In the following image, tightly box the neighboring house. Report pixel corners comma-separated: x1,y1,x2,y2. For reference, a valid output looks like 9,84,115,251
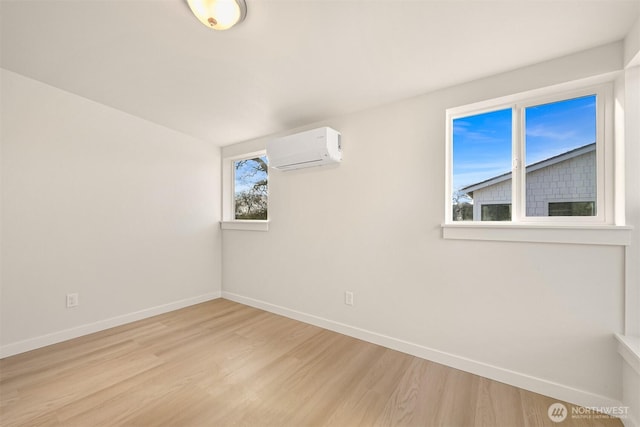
461,143,596,220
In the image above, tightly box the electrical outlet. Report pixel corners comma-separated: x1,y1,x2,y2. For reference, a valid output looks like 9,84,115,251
345,291,354,306
66,293,79,308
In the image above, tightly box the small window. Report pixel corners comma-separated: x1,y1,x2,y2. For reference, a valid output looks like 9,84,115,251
548,201,595,217
233,156,268,220
222,150,269,230
481,204,512,221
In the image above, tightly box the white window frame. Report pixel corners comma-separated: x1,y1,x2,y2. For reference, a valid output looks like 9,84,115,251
221,150,269,231
443,77,632,245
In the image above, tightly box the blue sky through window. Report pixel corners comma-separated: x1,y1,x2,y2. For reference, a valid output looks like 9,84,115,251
452,95,596,194
453,108,512,193
525,95,596,165
234,156,268,195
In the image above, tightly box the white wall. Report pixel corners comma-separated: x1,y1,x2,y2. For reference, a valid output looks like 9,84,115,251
222,42,630,408
0,69,222,356
621,37,640,427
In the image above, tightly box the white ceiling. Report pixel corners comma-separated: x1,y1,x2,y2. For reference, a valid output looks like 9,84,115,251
1,0,638,146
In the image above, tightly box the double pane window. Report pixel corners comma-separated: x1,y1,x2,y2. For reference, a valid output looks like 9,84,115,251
449,87,606,224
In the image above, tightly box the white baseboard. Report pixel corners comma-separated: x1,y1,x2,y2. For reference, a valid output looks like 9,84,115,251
222,291,623,412
0,291,221,359
623,414,639,427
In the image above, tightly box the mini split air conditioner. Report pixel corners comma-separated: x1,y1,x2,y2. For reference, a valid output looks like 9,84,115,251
266,127,341,171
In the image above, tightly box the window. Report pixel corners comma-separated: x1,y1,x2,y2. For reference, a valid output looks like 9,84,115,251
234,156,268,220
548,201,595,217
481,204,511,221
222,151,269,231
447,83,611,226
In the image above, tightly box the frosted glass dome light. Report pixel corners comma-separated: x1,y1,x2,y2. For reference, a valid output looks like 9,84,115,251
186,0,247,31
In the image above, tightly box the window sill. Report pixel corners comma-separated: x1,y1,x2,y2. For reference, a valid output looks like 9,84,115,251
616,334,640,375
441,223,632,246
221,220,269,232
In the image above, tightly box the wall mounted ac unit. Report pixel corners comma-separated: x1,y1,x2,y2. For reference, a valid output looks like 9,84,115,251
266,127,341,171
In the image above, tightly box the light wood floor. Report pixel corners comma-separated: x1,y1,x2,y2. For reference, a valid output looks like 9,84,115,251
0,299,622,427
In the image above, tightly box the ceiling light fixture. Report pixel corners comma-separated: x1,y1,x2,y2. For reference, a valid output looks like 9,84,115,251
186,0,247,31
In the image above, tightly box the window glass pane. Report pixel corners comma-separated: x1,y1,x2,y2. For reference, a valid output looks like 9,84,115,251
481,204,512,221
524,95,596,217
548,201,595,217
234,156,268,220
452,108,512,221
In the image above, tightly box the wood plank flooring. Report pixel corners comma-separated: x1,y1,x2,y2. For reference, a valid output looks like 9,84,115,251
0,299,623,426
